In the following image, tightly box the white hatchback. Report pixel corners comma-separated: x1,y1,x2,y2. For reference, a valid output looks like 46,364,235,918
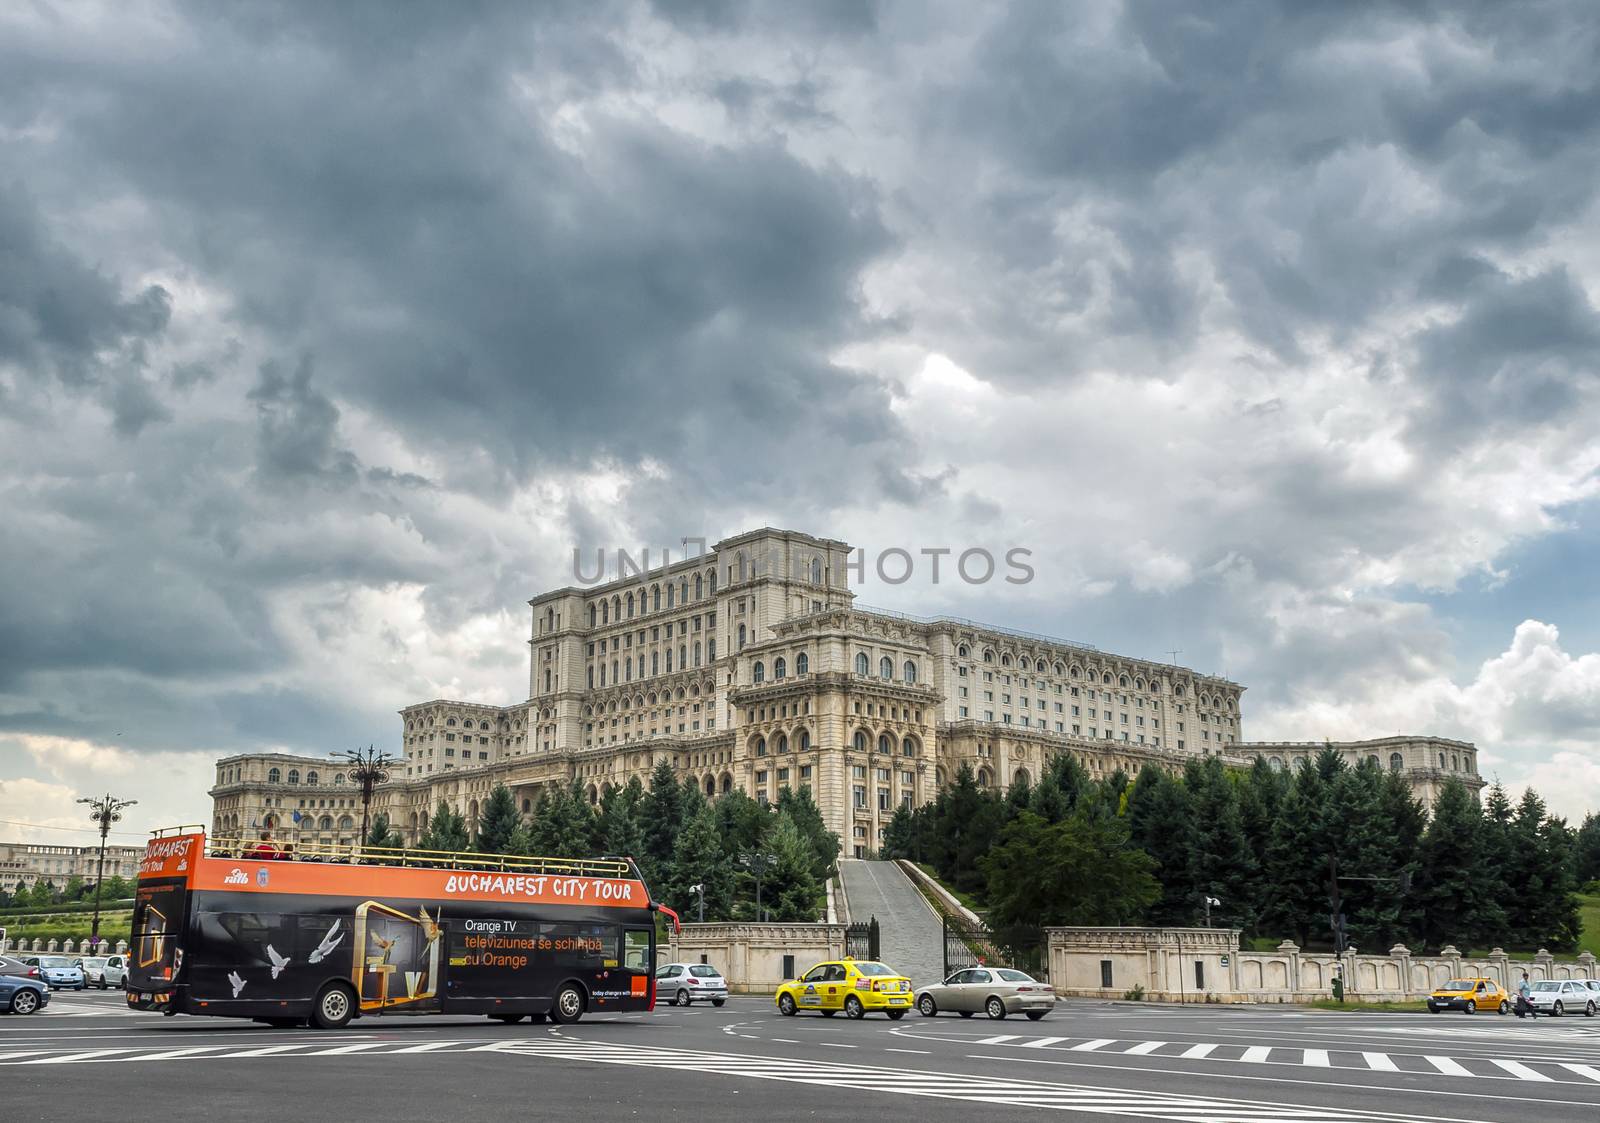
655,962,729,1007
79,955,128,989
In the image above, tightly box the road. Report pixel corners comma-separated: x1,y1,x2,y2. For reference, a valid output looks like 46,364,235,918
6,989,1600,1121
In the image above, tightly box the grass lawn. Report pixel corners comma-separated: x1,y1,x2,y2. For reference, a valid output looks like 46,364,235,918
1303,999,1426,1013
913,863,985,915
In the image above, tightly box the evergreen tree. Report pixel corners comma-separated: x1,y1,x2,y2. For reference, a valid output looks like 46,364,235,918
1502,788,1548,945
1534,814,1582,951
775,786,840,881
527,782,598,859
759,812,824,922
1417,779,1497,950
474,785,523,855
1260,763,1331,945
1189,756,1257,932
666,806,734,921
100,875,131,901
1127,765,1197,925
1573,813,1600,888
641,761,687,885
365,811,404,852
29,879,59,907
714,788,773,856
418,800,470,852
983,800,1158,933
598,780,647,862
881,803,915,859
1378,772,1428,945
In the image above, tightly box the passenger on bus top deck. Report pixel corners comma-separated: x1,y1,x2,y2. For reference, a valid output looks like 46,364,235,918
246,831,285,861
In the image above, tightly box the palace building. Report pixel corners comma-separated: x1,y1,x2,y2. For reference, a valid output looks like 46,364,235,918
210,527,1484,856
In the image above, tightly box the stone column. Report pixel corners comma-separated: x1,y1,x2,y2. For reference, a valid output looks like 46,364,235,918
1577,951,1597,981
1278,940,1301,994
1535,947,1554,981
1390,945,1412,997
1489,947,1510,987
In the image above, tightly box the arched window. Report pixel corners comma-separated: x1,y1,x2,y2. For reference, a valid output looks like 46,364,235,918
694,574,703,600
878,734,891,755
755,737,767,757
268,768,281,784
693,641,702,668
338,815,354,831
1019,657,1031,672
774,656,787,679
796,652,809,675
1367,754,1380,767
287,769,299,785
799,730,811,751
738,624,747,649
1001,654,1012,667
902,737,916,756
903,660,917,684
666,649,673,673
958,645,969,658
334,774,344,784
738,552,748,581
1119,675,1130,687
776,734,788,753
982,649,994,663
446,717,456,726
627,592,634,617
976,768,991,788
811,557,822,584
753,661,765,684
1014,767,1030,788
856,652,869,676
306,771,319,785
1268,756,1283,772
680,644,687,670
589,604,596,627
1438,751,1446,768
319,815,333,830
1389,752,1404,773
879,656,893,679
853,730,868,752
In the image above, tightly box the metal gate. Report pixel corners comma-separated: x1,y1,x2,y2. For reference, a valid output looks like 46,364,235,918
942,916,1046,980
845,917,880,960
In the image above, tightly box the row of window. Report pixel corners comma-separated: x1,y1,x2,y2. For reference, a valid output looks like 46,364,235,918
264,768,346,786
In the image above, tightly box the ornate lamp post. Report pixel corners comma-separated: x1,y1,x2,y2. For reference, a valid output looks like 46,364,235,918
740,851,776,923
333,745,395,851
76,793,137,953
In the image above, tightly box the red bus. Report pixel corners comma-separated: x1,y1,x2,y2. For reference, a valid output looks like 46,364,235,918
127,827,676,1028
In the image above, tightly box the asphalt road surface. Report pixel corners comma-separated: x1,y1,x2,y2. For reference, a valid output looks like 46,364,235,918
7,989,1600,1121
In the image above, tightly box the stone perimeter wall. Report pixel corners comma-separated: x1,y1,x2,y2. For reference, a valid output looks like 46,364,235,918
1047,926,1599,1004
669,922,846,993
2,937,130,955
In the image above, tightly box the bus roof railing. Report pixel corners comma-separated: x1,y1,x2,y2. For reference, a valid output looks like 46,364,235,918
184,830,634,879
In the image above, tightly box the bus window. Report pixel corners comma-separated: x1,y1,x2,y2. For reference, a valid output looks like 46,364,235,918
623,929,650,972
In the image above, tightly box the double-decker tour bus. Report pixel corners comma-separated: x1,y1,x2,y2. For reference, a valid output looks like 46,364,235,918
127,827,677,1029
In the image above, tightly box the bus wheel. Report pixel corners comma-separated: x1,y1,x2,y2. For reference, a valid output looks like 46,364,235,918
551,984,585,1025
312,983,356,1030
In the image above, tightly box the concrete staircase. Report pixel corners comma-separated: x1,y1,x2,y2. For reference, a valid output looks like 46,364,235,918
838,859,947,986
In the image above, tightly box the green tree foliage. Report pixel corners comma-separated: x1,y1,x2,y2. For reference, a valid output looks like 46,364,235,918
1574,813,1600,886
775,786,840,882
983,801,1159,934
418,800,470,853
1417,778,1499,949
641,761,686,886
758,812,824,922
527,782,598,859
598,778,647,861
365,811,404,851
665,806,734,921
474,784,524,855
1127,765,1196,925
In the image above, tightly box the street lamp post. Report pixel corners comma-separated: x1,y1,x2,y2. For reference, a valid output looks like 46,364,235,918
689,882,705,924
76,793,137,954
740,852,775,922
333,745,395,854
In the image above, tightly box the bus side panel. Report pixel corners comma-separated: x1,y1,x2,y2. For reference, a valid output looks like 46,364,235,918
181,894,359,1017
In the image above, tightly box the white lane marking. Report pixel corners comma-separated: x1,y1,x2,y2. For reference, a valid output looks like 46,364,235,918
1068,1039,1115,1052
18,1049,130,1064
225,1044,315,1057
885,1048,929,1054
1489,1059,1552,1082
1180,1042,1217,1059
770,1038,799,1044
819,1042,857,1049
116,1046,229,1062
307,1042,389,1055
1561,1063,1600,1082
1426,1055,1472,1077
389,1041,472,1054
1018,1036,1067,1049
1240,1046,1271,1063
1363,1052,1398,1072
1123,1041,1166,1055
972,1034,1019,1046
1303,1049,1331,1067
0,1051,52,1062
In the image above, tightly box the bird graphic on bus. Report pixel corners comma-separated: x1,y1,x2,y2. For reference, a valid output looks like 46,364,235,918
418,907,440,946
266,944,290,979
308,919,343,964
228,971,246,998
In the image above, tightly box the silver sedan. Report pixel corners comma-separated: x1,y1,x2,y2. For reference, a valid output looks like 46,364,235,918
915,967,1055,1021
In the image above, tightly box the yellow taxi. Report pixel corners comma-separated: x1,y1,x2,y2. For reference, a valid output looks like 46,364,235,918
775,957,914,1020
1427,976,1511,1015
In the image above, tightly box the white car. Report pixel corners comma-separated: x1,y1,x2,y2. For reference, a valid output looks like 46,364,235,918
655,962,729,1007
78,955,128,990
1526,979,1597,1017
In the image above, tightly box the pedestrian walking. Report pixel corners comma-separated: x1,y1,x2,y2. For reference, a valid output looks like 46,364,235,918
1515,971,1537,1019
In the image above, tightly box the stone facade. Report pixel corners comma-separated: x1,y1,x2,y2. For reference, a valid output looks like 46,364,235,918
1232,735,1485,803
1047,927,1598,1004
0,841,145,893
668,922,847,993
208,526,1483,854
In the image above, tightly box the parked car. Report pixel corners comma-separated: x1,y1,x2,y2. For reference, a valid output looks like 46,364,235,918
1426,977,1510,1015
655,962,729,1007
79,954,128,989
915,967,1056,1021
24,955,86,990
1525,979,1597,1017
0,973,50,1015
775,958,914,1019
0,955,43,980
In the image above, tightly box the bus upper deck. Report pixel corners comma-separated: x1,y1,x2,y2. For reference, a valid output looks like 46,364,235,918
130,827,675,1028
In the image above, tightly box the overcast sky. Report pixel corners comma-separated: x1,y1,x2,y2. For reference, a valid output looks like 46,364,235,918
3,0,1599,845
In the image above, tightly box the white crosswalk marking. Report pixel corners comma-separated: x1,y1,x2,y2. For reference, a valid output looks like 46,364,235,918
973,1034,1020,1046
1068,1039,1115,1052
1490,1059,1551,1082
1122,1041,1166,1055
19,1049,129,1064
1425,1055,1472,1077
1302,1049,1330,1067
390,1041,470,1054
1179,1042,1217,1059
119,1046,229,1062
1239,1046,1271,1063
1362,1052,1398,1072
309,1042,390,1055
225,1044,314,1058
1018,1036,1067,1049
1561,1063,1600,1082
